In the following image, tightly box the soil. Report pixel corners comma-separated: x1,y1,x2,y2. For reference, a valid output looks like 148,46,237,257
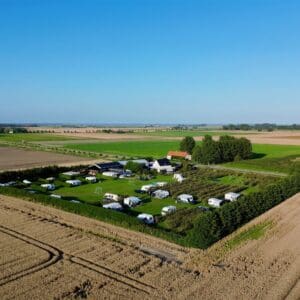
1,193,300,299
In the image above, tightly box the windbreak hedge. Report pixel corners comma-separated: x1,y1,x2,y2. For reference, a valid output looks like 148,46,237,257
185,173,300,249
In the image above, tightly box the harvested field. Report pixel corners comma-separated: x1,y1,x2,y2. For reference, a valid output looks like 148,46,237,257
0,147,101,171
1,193,300,299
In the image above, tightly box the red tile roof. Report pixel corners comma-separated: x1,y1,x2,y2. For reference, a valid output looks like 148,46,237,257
167,151,189,158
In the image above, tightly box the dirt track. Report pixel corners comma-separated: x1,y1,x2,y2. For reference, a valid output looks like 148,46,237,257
1,194,300,299
0,147,103,171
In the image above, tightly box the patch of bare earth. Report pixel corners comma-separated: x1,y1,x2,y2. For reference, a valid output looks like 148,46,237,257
0,147,101,172
1,193,300,299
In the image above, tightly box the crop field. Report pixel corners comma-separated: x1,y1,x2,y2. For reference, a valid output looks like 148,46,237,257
1,192,300,299
132,130,245,137
0,133,76,143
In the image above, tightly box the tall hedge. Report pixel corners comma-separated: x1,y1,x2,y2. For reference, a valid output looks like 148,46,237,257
185,174,300,248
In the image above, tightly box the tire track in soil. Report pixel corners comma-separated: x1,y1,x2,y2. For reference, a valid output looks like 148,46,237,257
0,225,156,295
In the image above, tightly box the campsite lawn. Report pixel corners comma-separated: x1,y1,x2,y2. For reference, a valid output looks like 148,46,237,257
0,133,73,143
64,140,183,158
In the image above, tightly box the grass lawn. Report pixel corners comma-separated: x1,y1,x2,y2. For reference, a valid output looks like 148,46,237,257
64,140,183,158
225,144,300,173
0,133,73,143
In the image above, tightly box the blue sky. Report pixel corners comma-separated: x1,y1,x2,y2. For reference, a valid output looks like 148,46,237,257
0,0,299,124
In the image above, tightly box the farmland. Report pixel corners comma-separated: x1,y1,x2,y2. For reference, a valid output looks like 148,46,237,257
0,133,75,143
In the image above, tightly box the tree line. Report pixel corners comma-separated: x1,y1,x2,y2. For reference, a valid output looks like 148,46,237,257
180,135,252,164
223,123,300,131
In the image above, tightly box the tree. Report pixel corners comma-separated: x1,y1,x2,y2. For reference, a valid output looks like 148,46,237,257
199,135,221,164
125,161,144,174
180,136,196,154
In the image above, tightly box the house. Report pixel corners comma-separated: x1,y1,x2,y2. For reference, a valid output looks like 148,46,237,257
151,158,174,173
124,196,141,207
102,171,119,178
161,205,176,216
41,183,55,191
104,193,120,202
62,171,80,177
173,173,185,183
89,161,123,173
225,192,241,202
23,179,32,185
208,198,224,208
167,151,192,160
85,176,97,183
177,194,194,204
103,202,123,211
137,213,155,224
152,189,170,199
66,179,82,186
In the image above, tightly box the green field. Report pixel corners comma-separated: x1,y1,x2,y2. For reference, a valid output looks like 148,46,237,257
64,140,182,158
134,130,247,137
225,144,300,173
64,140,300,173
0,133,73,142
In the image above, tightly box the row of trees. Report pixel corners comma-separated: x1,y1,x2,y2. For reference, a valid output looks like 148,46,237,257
180,135,252,164
185,173,300,248
0,127,28,134
223,123,300,131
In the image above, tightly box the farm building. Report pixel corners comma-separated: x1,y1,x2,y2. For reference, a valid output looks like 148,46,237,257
177,194,194,204
225,192,241,202
137,213,155,224
102,171,119,178
152,189,170,199
104,193,120,202
167,151,192,160
173,173,185,183
103,202,123,211
89,161,123,173
151,158,174,173
41,183,55,191
208,198,224,208
66,179,82,186
161,205,176,216
124,196,142,207
85,176,97,183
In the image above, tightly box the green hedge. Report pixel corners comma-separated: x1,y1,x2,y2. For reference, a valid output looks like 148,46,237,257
185,173,300,248
0,187,184,245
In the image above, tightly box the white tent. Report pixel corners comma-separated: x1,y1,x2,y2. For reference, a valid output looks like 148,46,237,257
177,194,194,204
137,213,155,224
152,189,170,199
103,202,123,211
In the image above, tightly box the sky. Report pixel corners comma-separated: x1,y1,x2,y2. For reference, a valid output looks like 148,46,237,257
0,0,299,124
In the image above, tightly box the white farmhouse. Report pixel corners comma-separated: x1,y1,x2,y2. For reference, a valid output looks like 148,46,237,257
124,196,142,207
177,194,194,204
208,198,224,208
225,192,241,202
151,158,174,173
